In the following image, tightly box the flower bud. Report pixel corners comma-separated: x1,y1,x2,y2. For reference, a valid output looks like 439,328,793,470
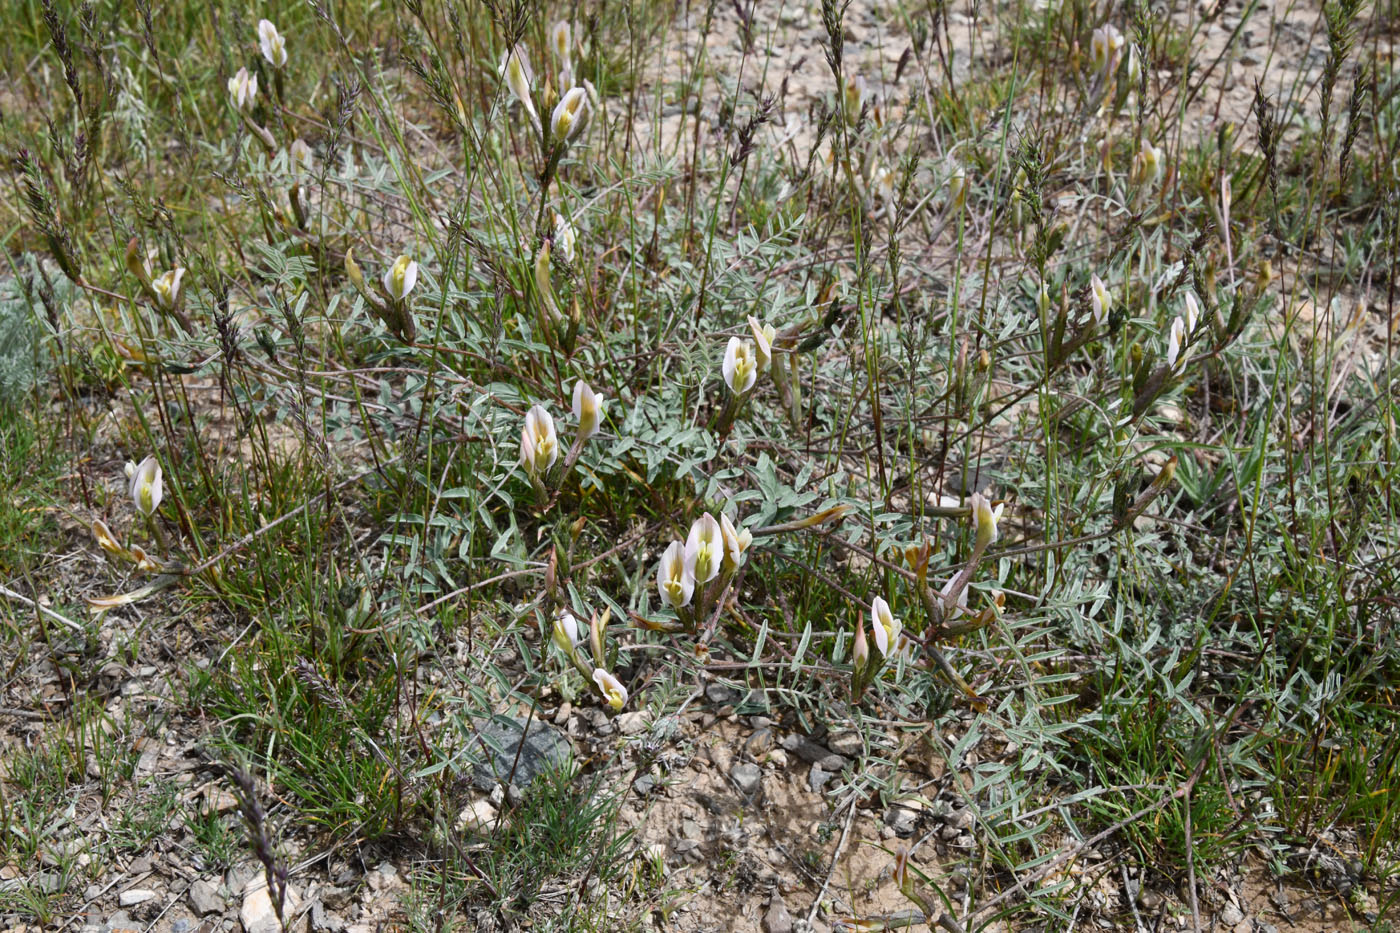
1166,315,1188,373
747,316,775,374
853,616,869,672
1090,274,1112,327
719,513,752,574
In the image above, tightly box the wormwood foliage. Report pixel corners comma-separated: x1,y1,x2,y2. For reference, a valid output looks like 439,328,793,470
1,0,1398,927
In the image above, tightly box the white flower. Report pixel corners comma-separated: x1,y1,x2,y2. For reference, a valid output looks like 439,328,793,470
1184,293,1200,332
656,540,694,609
1090,274,1112,327
550,86,590,143
685,513,723,585
382,255,418,301
1090,24,1125,74
258,20,287,69
520,404,559,477
970,492,1004,548
501,45,538,129
722,336,758,395
151,267,185,311
127,455,163,517
870,596,901,658
551,21,573,87
747,316,774,374
552,210,577,264
289,138,314,175
719,513,752,572
571,380,606,441
1131,142,1164,187
228,67,258,111
1166,315,1187,373
592,668,628,710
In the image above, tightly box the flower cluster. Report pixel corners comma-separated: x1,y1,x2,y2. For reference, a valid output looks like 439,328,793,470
655,512,752,627
852,491,1006,703
518,380,608,502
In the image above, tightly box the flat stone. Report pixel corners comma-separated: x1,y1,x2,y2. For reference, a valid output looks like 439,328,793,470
456,798,498,831
616,711,649,735
118,889,156,907
466,715,572,791
826,731,864,757
781,734,835,764
731,763,763,796
808,765,834,794
188,878,226,916
241,878,300,933
1220,904,1245,926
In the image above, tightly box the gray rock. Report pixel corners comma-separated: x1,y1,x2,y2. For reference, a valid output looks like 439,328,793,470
633,773,657,795
948,807,975,831
884,806,917,836
808,765,834,794
764,891,794,933
580,707,614,735
189,878,226,916
616,711,649,735
826,731,864,757
118,889,156,907
1220,903,1245,926
781,733,835,764
104,912,132,933
706,683,738,705
746,728,775,756
731,763,763,796
466,715,572,791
